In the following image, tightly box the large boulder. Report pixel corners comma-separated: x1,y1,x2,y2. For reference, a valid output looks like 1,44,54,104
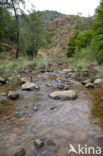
94,79,103,87
21,82,39,90
8,91,20,100
49,90,77,100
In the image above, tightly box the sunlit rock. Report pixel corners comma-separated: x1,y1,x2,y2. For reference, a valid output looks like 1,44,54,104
85,83,94,88
20,77,31,84
94,79,103,87
21,82,39,90
8,91,19,100
34,139,44,148
49,90,77,100
0,77,6,84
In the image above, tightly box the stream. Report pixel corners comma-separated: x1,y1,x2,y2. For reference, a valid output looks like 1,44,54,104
0,64,103,156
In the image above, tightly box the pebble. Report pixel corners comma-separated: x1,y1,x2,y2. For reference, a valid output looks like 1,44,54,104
34,139,44,148
33,106,38,112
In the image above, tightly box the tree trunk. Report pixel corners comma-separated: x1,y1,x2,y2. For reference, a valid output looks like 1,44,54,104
32,35,34,60
11,0,20,59
16,29,20,59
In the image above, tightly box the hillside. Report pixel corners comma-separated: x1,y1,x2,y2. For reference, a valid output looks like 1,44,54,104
39,15,94,58
1,9,94,59
40,10,65,27
0,10,65,58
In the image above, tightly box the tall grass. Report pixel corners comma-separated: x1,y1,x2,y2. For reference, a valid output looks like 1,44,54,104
0,57,54,77
96,71,103,78
72,47,98,68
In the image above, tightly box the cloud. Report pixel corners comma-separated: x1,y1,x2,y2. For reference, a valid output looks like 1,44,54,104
26,0,100,16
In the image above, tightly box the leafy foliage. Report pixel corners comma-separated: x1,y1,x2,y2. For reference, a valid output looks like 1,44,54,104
20,11,45,59
66,30,93,57
66,0,103,64
66,31,79,57
75,29,93,50
93,0,103,63
40,10,64,27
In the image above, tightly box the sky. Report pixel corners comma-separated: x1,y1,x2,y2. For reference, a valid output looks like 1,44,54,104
26,0,100,17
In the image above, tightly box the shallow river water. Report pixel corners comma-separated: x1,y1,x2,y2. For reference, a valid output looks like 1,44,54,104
0,65,103,156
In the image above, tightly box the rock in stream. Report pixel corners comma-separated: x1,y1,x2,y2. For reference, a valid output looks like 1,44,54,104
49,90,77,100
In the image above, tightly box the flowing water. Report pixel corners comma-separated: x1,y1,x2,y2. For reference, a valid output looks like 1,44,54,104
0,65,103,156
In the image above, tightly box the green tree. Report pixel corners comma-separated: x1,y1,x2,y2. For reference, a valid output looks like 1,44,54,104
66,31,79,57
25,11,44,59
0,1,11,52
66,29,93,57
0,0,25,57
93,0,103,63
75,29,93,50
10,0,25,59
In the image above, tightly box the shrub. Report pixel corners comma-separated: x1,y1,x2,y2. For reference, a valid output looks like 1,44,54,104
66,30,79,57
0,42,4,53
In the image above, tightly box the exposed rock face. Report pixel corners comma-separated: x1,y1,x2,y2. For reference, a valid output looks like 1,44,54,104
49,90,77,100
85,83,94,88
21,82,39,90
38,15,92,58
34,139,44,148
94,79,103,87
8,91,20,100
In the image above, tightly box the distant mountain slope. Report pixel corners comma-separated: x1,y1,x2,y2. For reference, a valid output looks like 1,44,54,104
40,10,65,27
39,15,94,58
